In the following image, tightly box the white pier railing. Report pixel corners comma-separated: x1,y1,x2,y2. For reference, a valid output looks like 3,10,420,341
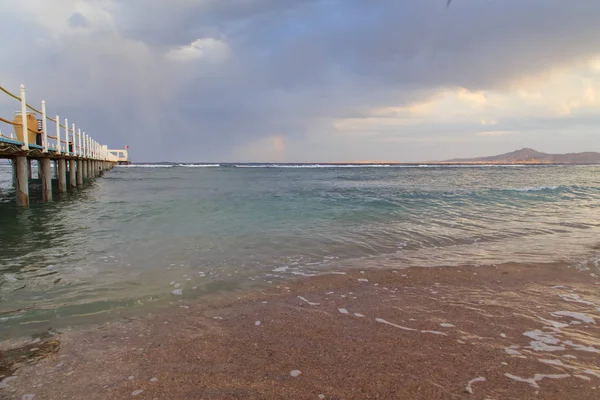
0,83,127,206
0,84,120,163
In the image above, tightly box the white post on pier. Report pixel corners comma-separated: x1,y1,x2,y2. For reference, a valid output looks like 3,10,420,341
41,100,48,153
82,131,87,180
78,128,82,157
64,118,68,154
72,123,76,156
83,132,86,158
19,84,29,150
56,115,61,154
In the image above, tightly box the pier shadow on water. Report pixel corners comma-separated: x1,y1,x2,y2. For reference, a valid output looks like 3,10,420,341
0,181,104,339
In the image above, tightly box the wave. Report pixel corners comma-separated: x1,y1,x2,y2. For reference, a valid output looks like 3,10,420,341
440,164,534,168
507,185,561,192
234,164,394,168
116,164,174,168
232,163,545,169
117,164,221,168
412,164,541,168
177,164,221,168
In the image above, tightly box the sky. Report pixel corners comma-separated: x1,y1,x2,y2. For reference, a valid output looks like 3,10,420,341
1,0,600,163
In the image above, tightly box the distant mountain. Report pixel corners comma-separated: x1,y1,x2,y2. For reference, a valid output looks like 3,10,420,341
445,148,600,164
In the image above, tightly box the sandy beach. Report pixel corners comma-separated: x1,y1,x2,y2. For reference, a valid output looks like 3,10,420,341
2,262,600,399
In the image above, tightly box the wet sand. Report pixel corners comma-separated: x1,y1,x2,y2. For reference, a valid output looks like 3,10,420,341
2,262,600,399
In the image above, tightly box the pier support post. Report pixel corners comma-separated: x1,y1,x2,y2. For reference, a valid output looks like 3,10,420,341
58,159,67,193
28,159,32,180
12,161,16,187
69,159,77,188
82,160,88,181
14,157,29,207
39,158,52,202
76,160,83,186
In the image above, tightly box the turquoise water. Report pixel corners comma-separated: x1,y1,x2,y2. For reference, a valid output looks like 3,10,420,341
2,163,600,338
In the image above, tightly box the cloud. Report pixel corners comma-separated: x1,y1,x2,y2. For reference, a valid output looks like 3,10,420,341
477,130,517,136
165,38,230,62
1,0,600,161
68,12,90,28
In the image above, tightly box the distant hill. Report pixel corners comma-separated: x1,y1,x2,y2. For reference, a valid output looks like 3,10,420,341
445,148,600,164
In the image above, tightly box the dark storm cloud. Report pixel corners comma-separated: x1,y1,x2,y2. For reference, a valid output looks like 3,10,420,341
1,0,600,161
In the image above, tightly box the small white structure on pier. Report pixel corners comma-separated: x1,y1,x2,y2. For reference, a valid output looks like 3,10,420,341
109,148,131,165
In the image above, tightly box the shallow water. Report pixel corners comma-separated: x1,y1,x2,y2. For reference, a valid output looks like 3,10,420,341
1,163,600,338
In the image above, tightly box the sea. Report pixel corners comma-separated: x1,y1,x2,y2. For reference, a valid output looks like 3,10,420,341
1,163,600,339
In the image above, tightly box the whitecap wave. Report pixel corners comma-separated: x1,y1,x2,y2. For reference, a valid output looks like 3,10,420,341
509,185,561,192
177,164,221,168
232,163,541,169
117,164,173,168
234,164,394,168
438,164,536,168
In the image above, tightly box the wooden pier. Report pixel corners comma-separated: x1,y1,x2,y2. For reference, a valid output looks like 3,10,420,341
0,83,129,207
